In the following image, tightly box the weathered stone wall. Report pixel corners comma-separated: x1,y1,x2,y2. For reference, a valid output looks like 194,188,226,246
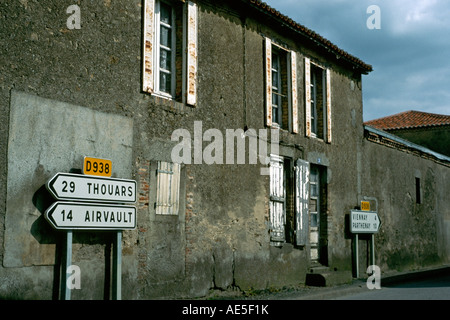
1,0,448,300
360,137,450,274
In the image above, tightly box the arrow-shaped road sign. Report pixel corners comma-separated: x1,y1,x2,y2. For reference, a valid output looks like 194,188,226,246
46,172,136,203
350,210,381,234
45,201,136,230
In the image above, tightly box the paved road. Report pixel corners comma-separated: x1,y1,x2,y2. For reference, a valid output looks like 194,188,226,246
334,273,450,300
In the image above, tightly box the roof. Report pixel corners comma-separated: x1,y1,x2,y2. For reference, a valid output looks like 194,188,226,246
365,125,450,166
364,110,450,130
245,0,373,74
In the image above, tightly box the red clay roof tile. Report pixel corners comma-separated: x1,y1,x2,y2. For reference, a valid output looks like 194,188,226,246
364,110,450,130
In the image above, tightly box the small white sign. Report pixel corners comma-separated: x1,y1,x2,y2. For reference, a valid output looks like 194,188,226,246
45,202,136,230
46,172,136,203
350,210,381,234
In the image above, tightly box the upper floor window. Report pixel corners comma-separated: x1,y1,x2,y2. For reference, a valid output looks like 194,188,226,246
305,58,332,142
156,1,176,97
265,38,298,133
143,0,198,106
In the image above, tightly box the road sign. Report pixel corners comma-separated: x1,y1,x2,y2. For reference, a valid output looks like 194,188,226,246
45,201,136,230
46,172,136,203
361,201,370,211
350,210,381,234
83,156,112,177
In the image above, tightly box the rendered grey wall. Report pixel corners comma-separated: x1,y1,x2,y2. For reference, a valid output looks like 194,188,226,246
2,90,133,298
361,139,450,272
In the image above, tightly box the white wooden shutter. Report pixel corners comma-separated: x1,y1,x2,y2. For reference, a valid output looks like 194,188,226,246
265,37,272,127
291,51,298,133
304,57,311,137
156,162,180,215
186,1,197,106
143,0,155,93
269,155,285,242
295,158,310,246
326,68,332,142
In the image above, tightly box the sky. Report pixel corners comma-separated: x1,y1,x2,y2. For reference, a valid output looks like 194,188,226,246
263,0,450,121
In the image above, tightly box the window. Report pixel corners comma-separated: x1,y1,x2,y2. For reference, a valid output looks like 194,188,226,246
265,38,298,133
269,155,286,244
305,58,331,142
309,165,320,261
271,48,290,127
156,1,176,96
415,177,421,204
156,161,181,215
143,0,197,106
269,156,309,247
308,164,328,265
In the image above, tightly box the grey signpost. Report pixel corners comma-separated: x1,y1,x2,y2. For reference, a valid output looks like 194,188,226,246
350,208,381,278
61,230,73,300
45,172,136,300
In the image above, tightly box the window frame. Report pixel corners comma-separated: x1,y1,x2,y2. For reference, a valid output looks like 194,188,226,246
265,38,298,133
269,154,286,245
142,0,198,106
271,50,283,127
310,68,318,137
305,58,332,142
154,0,177,98
310,63,325,139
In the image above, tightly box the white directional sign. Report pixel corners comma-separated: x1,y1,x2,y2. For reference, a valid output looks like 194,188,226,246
45,201,136,230
46,172,136,203
350,210,381,234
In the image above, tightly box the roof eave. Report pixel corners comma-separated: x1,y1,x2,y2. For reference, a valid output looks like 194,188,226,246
245,0,373,73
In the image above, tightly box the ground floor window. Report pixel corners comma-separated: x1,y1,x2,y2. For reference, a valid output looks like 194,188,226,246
269,156,328,264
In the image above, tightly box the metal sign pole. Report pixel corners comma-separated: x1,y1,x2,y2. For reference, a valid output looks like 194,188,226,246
370,233,375,266
354,233,359,278
61,230,73,300
112,231,122,300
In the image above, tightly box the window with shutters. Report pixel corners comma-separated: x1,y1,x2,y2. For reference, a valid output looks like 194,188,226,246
269,156,317,248
143,0,197,106
265,38,298,133
269,155,286,245
269,155,298,246
156,161,181,215
305,58,332,142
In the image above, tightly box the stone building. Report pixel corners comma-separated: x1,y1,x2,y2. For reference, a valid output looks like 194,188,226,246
1,0,449,299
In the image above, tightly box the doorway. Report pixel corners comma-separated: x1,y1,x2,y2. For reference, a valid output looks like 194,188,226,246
309,165,328,265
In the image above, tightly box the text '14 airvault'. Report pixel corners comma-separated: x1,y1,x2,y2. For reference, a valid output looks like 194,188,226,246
45,202,136,230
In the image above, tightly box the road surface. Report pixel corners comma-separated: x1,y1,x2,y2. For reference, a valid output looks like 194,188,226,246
335,273,450,300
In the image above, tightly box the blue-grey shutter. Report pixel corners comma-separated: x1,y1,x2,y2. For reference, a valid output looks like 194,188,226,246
295,159,310,246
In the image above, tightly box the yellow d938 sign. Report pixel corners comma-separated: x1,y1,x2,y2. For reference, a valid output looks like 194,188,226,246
361,201,371,211
83,157,112,177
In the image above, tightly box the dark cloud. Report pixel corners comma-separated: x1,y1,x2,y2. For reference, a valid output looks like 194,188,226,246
263,0,450,120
